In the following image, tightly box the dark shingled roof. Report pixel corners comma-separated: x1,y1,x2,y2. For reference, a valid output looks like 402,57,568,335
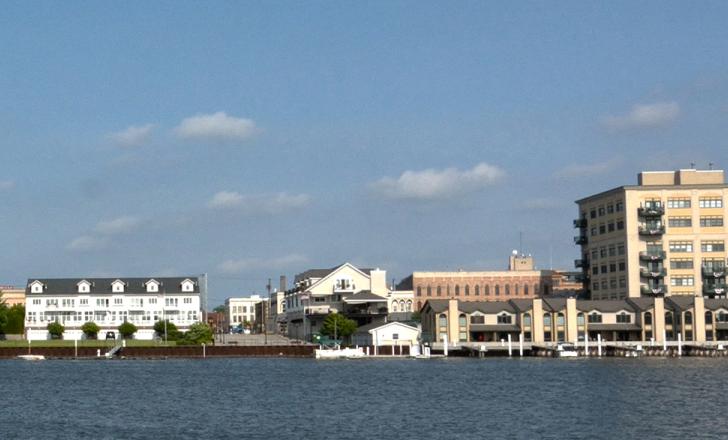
395,275,413,291
469,324,521,332
587,323,641,331
543,298,567,312
26,277,200,295
423,299,450,313
666,295,695,311
461,302,516,314
343,290,387,303
294,263,374,283
509,299,533,313
627,297,655,311
704,298,728,311
577,300,635,313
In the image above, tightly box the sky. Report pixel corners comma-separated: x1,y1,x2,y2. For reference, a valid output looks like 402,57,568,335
2,2,728,307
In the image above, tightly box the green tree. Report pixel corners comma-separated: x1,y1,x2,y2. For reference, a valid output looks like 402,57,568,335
153,320,180,340
47,321,65,339
320,313,357,339
81,321,100,339
178,322,213,345
0,302,9,333
212,305,226,314
118,322,138,339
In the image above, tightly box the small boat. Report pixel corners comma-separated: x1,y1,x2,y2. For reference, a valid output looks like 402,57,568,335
315,347,366,359
555,344,578,358
17,355,45,361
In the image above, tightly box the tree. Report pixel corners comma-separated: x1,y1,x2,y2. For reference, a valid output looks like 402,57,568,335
212,305,226,314
153,320,180,341
320,313,357,339
47,321,65,339
118,322,138,339
178,322,213,345
81,321,100,339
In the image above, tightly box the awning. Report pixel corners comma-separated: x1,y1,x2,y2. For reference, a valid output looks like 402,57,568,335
469,324,521,332
587,323,641,331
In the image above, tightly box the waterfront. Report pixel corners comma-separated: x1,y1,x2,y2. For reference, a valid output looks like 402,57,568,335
3,358,728,439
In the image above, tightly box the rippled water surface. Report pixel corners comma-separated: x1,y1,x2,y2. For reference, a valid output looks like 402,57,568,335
3,357,728,439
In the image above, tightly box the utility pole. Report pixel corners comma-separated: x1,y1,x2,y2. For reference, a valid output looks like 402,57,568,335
265,278,271,345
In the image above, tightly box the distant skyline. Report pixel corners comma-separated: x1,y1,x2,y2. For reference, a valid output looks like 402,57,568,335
2,2,728,306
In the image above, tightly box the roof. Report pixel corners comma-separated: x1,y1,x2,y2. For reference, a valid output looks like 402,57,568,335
704,299,728,311
461,302,516,314
422,299,450,313
666,295,695,311
627,297,655,311
395,275,413,291
294,263,374,283
543,298,567,312
354,320,419,334
509,299,534,312
343,290,387,303
25,277,200,295
577,300,635,313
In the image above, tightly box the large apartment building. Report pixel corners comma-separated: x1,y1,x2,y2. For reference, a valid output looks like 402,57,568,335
575,168,728,300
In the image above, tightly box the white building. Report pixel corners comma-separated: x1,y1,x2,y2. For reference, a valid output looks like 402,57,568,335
24,276,202,341
224,295,263,331
351,321,421,349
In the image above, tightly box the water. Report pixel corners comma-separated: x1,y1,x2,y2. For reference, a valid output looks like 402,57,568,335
2,357,728,439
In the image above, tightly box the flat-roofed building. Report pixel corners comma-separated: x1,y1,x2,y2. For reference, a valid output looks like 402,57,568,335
574,168,728,300
408,252,555,311
0,285,25,307
224,295,262,332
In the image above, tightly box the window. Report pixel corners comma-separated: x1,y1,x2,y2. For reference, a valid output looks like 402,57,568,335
608,222,615,232
114,298,123,305
670,276,694,286
701,241,725,252
474,285,479,296
79,298,88,306
427,286,431,296
505,285,510,296
454,285,460,296
524,284,529,295
705,311,713,326
598,207,605,216
484,285,490,296
438,314,447,328
497,314,512,324
619,278,626,288
610,279,617,289
609,263,617,273
700,216,724,227
588,313,602,323
599,224,606,234
556,313,565,326
644,312,652,326
670,259,694,269
577,313,585,326
617,244,625,255
600,247,607,258
699,197,723,208
616,313,631,323
543,314,552,326
608,246,616,257
616,219,625,230
591,250,599,260
601,265,607,274
495,285,500,296
464,285,470,296
618,262,626,271
470,315,485,324
591,227,597,237
437,286,442,297
668,217,692,227
590,209,597,219
607,204,614,214
96,298,109,307
669,241,693,253
684,311,693,326
416,287,422,297
61,299,74,307
667,198,691,208
523,313,531,326
616,201,624,212
32,299,41,305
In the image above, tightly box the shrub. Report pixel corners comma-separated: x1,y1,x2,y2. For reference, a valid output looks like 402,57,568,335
177,322,213,345
81,321,100,339
153,320,180,341
47,321,65,339
118,322,138,339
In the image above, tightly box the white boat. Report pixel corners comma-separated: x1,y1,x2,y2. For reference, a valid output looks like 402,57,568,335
315,347,366,359
555,344,578,358
17,355,45,361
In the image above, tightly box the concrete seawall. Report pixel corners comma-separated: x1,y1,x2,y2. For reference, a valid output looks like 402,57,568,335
0,345,315,359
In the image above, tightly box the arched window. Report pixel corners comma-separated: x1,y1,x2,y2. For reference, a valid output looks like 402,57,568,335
495,285,500,296
406,300,412,312
465,285,470,296
505,285,511,296
515,284,520,295
705,311,713,325
644,312,652,326
485,285,490,295
684,311,693,325
475,285,480,296
665,312,673,326
438,314,447,328
417,287,422,297
437,286,442,296
577,313,585,326
458,314,468,342
399,300,405,311
416,301,422,310
543,313,552,326
557,313,565,326
523,313,532,326
455,285,460,296
524,284,529,295
392,302,398,312
427,285,432,296
458,314,467,327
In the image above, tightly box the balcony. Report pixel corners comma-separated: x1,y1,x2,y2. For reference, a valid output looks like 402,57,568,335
574,235,588,245
639,250,666,261
305,305,332,315
640,268,667,279
640,285,667,296
702,266,727,278
637,206,665,217
574,273,589,283
574,259,589,269
638,225,665,236
703,284,727,296
573,218,587,229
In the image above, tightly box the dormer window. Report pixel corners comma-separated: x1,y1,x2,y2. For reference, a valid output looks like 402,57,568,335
77,280,92,293
145,279,160,293
588,312,602,323
181,279,195,293
111,280,126,293
29,280,44,294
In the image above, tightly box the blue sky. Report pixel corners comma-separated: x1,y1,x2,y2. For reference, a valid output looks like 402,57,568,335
2,2,728,307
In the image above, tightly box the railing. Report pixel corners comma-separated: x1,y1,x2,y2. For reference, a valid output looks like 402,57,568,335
703,284,728,296
575,259,588,268
638,225,665,236
639,268,667,278
637,206,665,217
573,218,587,228
702,266,726,278
574,235,588,245
640,285,667,296
639,250,666,261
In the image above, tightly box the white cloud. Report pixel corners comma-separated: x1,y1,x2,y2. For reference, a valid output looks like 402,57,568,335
553,159,621,179
67,235,110,252
370,162,505,200
218,254,308,274
108,124,155,147
0,180,15,191
174,112,256,142
208,191,310,213
601,101,680,131
94,216,141,235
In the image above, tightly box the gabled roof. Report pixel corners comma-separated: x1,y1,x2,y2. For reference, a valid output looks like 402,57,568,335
354,320,419,335
627,297,655,312
395,275,413,291
461,301,516,314
705,298,728,311
422,299,450,314
666,295,695,311
509,299,533,313
25,277,200,295
294,262,374,284
577,300,635,313
543,298,567,312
